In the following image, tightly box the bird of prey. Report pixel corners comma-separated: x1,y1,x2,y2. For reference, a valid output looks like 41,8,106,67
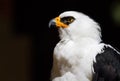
49,11,120,81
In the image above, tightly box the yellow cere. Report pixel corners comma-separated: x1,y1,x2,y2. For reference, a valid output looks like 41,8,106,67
55,17,68,28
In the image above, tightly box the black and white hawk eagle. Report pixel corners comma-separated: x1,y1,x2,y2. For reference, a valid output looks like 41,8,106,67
49,11,120,81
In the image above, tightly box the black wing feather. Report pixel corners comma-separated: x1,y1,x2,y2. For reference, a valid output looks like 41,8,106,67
93,45,120,81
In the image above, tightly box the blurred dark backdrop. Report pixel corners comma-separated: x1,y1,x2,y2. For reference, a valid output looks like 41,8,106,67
0,0,120,81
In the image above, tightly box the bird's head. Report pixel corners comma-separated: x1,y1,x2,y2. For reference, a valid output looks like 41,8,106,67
49,11,102,42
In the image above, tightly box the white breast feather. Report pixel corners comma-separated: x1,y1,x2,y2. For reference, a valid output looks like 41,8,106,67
49,11,104,81
51,38,105,81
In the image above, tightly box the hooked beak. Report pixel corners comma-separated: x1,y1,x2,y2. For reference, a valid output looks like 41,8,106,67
49,17,68,28
49,19,56,28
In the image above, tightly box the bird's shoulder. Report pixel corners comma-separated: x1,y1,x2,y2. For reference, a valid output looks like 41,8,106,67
93,44,120,81
95,44,120,62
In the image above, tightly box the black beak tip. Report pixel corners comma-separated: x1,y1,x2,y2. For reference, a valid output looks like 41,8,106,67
49,19,56,28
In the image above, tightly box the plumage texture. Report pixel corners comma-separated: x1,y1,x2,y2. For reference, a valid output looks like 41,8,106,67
49,11,120,81
93,45,120,81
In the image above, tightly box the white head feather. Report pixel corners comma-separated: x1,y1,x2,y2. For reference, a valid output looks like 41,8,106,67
50,11,105,81
58,11,101,42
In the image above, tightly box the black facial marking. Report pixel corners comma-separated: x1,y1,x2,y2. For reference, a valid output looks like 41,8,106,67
60,16,75,25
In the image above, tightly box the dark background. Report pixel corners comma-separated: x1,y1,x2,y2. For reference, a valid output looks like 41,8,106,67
0,0,120,81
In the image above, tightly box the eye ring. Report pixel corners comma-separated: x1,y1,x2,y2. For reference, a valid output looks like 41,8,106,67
60,16,75,25
69,18,74,22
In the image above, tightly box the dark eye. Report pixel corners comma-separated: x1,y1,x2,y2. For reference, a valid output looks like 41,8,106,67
68,18,74,22
61,16,75,25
